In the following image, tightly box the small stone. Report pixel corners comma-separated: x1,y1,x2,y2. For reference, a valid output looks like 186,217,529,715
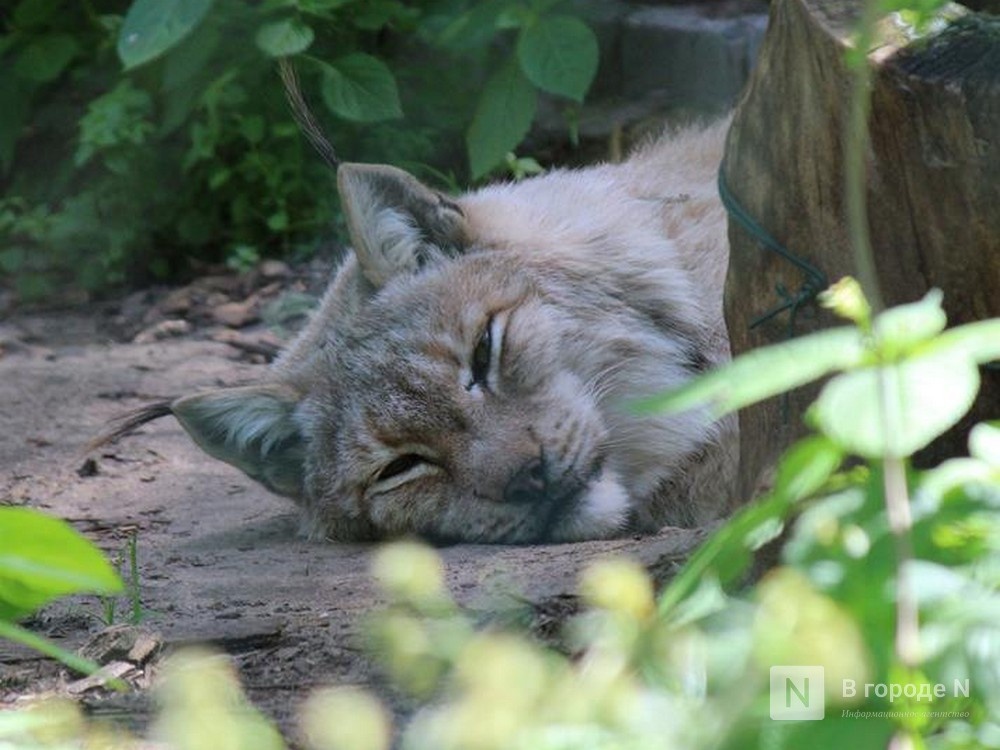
79,624,162,665
128,631,162,665
259,260,292,279
160,287,196,315
212,300,259,328
66,661,136,695
211,329,283,360
77,458,99,478
199,274,242,294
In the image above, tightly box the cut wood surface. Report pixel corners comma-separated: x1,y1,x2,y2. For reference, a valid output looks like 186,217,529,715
723,0,1000,497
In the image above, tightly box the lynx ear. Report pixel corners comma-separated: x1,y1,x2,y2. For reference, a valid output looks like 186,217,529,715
337,163,469,289
171,384,305,498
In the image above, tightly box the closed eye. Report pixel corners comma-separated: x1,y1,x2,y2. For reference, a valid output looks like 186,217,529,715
376,454,425,482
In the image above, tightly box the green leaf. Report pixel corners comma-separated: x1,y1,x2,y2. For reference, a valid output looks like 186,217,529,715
0,77,30,174
922,317,1000,366
267,211,289,231
118,0,215,70
880,0,952,35
812,351,980,459
467,58,537,178
13,0,64,29
664,577,729,627
872,288,946,357
0,620,113,681
0,507,122,621
351,0,415,30
436,3,506,53
772,435,845,502
0,247,27,273
658,435,845,616
782,486,868,568
239,115,265,144
296,0,356,13
255,18,314,58
516,15,598,102
14,34,79,83
917,457,996,501
635,327,865,417
906,560,971,606
208,168,230,190
162,23,220,92
969,423,1000,468
319,54,402,123
658,492,786,615
16,272,54,302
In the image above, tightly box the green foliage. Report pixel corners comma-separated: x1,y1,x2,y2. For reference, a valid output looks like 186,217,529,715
645,276,999,747
75,79,155,169
646,288,998,462
0,506,123,677
99,531,144,626
464,5,598,177
118,0,215,70
634,327,868,416
255,18,315,58
467,59,538,179
317,54,403,123
0,0,599,299
516,15,598,102
154,650,286,750
0,507,121,620
810,350,979,459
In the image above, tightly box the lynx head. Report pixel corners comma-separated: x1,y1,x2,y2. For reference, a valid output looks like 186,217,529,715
120,160,718,544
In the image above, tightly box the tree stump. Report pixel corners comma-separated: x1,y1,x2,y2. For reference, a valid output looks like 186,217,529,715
722,0,1000,499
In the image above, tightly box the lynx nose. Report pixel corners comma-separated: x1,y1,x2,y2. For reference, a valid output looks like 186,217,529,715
503,458,547,505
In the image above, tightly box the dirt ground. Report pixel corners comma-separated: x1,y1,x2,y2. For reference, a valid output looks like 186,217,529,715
0,266,710,745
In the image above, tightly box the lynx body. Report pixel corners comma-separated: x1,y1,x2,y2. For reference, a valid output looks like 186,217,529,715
116,120,737,543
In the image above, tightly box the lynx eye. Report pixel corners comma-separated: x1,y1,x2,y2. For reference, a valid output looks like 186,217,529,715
470,317,493,386
376,454,424,482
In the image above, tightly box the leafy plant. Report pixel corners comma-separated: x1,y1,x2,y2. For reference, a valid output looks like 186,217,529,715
0,0,599,300
0,506,123,676
99,530,143,626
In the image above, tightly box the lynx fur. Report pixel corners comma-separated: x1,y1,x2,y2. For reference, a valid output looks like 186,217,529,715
108,120,737,543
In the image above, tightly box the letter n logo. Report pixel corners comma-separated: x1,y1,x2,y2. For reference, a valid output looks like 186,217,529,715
770,666,825,720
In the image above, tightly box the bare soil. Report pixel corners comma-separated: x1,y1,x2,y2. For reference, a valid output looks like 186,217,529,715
0,266,709,745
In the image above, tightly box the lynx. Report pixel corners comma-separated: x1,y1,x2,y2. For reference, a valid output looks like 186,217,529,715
105,119,737,544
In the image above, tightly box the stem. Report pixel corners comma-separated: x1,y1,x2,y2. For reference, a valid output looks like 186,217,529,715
846,0,920,674
875,352,919,666
0,619,125,690
844,0,886,315
884,456,919,665
129,532,142,625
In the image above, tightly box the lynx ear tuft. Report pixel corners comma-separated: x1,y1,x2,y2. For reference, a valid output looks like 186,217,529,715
337,163,469,289
172,384,305,498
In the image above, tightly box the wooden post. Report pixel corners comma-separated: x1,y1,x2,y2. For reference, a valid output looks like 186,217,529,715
722,0,1000,498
